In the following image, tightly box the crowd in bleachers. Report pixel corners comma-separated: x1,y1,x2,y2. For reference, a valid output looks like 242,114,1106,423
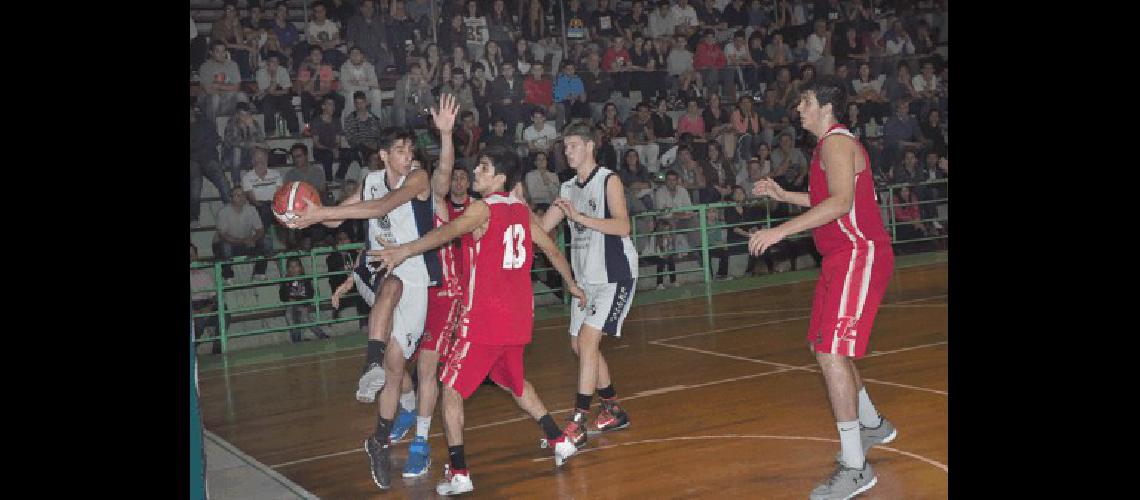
190,0,949,288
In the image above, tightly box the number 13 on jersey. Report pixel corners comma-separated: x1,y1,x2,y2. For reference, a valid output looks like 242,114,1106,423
501,224,527,269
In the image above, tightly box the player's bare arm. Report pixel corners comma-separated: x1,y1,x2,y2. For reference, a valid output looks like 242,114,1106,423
540,198,567,233
552,175,631,236
431,94,460,216
368,200,491,271
529,213,587,308
753,178,811,207
750,137,859,255
288,168,430,229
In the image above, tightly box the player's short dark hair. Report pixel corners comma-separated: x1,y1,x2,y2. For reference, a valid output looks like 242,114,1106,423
803,75,848,118
562,122,594,144
378,127,417,152
483,151,522,191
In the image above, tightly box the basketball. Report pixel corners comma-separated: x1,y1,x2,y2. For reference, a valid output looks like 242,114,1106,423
272,181,322,225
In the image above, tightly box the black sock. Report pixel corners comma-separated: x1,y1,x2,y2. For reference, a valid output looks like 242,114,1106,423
373,416,392,445
538,414,562,441
597,384,616,401
575,393,593,413
448,445,467,470
366,340,387,366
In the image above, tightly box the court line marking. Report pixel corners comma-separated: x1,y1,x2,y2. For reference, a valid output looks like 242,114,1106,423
266,340,945,469
528,435,948,473
204,429,319,499
650,340,949,396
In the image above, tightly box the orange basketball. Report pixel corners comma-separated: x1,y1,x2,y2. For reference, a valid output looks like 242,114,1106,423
272,181,322,225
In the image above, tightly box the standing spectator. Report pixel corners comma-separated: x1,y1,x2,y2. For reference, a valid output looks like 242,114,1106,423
339,46,385,119
268,2,302,70
770,132,807,191
490,62,527,136
345,0,393,72
307,1,346,69
212,187,273,283
343,91,385,172
525,151,560,210
648,0,679,40
190,105,231,228
310,97,353,181
190,243,222,355
553,61,590,125
222,103,266,186
580,52,615,122
256,53,298,136
641,218,689,289
279,257,331,342
298,45,344,123
523,62,555,123
212,2,256,80
694,29,732,98
386,0,420,72
241,147,284,233
391,62,434,128
624,102,662,172
522,108,558,156
198,40,250,124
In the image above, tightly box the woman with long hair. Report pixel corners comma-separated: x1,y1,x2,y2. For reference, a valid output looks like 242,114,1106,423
703,93,736,161
597,102,624,141
422,43,443,87
731,95,762,164
481,40,504,80
702,141,735,201
521,0,546,42
512,38,535,76
451,45,473,81
920,108,947,157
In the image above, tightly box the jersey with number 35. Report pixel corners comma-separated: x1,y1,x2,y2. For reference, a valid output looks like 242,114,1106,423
458,192,534,346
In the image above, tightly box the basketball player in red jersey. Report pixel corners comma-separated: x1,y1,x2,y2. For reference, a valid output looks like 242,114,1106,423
370,151,587,495
750,75,896,499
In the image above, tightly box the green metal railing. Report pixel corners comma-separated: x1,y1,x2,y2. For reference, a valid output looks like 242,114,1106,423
191,179,946,353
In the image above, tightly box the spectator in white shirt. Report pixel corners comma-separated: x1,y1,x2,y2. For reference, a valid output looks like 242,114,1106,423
672,0,701,37
806,20,835,75
241,147,284,233
522,107,558,155
654,169,699,246
339,46,386,119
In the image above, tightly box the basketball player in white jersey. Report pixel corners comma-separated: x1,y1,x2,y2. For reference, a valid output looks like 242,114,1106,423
287,126,441,490
540,123,640,447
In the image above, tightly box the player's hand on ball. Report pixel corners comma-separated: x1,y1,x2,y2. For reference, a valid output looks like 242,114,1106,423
752,178,787,202
749,227,786,256
568,283,587,309
285,198,323,229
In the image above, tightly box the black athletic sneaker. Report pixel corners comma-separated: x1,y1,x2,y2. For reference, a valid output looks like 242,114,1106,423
364,435,392,489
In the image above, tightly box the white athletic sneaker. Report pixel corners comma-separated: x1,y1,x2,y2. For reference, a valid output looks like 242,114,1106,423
436,464,474,495
552,435,577,467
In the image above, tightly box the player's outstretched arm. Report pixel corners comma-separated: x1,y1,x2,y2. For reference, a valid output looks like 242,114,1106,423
752,178,811,207
320,175,366,228
368,200,491,271
288,169,430,228
431,94,460,202
551,175,631,236
540,195,567,233
530,213,586,307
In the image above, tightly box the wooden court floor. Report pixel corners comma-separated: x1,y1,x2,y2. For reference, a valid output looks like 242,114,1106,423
200,262,948,499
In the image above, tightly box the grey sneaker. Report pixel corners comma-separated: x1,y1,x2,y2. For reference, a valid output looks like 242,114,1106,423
835,417,898,462
363,435,391,489
809,461,877,500
356,362,386,403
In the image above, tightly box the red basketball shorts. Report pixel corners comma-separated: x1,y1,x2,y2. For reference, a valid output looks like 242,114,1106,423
808,244,894,358
438,340,527,399
420,290,461,355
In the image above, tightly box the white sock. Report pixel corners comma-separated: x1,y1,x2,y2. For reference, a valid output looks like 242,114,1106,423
416,416,432,438
399,390,417,412
837,420,865,469
857,387,882,428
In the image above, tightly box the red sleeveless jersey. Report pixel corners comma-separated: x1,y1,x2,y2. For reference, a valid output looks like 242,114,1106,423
808,124,891,256
457,192,535,345
432,195,471,298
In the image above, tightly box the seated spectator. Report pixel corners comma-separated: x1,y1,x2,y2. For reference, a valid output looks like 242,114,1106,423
757,88,790,146
523,62,556,124
256,53,298,136
677,98,707,139
703,141,735,201
439,13,467,57
806,20,835,75
298,45,345,123
704,93,737,160
422,43,444,87
852,62,890,123
212,2,256,80
737,153,770,197
386,0,421,72
647,0,679,40
525,151,559,210
891,185,936,254
325,0,358,31
441,68,479,125
597,103,624,141
284,144,328,202
190,104,231,228
666,35,696,87
581,51,616,123
771,133,808,191
481,40,506,81
695,0,726,27
490,62,527,137
723,0,750,28
306,1,346,69
591,0,622,41
222,103,266,186
198,40,250,123
190,243,221,355
726,29,762,93
469,62,493,127
345,0,391,74
553,61,591,125
885,61,920,105
241,147,284,233
672,0,702,39
522,107,558,156
311,96,355,181
486,0,516,58
914,20,938,58
716,185,764,278
882,100,926,170
675,146,711,203
260,32,292,73
279,257,331,342
454,110,483,169
883,18,916,59
268,2,303,71
343,90,384,167
833,25,868,75
911,60,946,118
339,46,386,119
392,62,435,128
731,95,762,163
620,149,656,195
212,187,273,284
890,148,928,186
694,29,732,98
621,0,651,40
326,228,367,324
652,97,677,141
594,124,619,171
676,74,708,109
624,101,662,172
654,169,699,247
480,116,514,153
921,108,947,157
747,0,771,28
765,32,794,68
641,217,689,289
602,36,634,98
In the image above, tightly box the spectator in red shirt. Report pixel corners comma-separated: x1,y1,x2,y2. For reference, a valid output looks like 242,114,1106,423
891,184,935,254
693,29,733,99
523,61,556,124
601,36,633,98
454,110,483,169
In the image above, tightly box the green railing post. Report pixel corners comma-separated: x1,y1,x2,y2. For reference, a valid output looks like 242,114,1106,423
214,260,227,354
887,188,897,242
698,205,711,297
310,248,321,324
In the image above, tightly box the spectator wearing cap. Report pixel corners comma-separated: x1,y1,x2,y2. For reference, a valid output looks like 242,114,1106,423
213,187,274,283
222,102,266,186
256,52,298,136
198,40,251,124
242,147,284,233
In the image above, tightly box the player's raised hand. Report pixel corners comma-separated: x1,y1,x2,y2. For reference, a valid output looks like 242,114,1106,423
752,177,787,202
431,93,460,132
285,197,324,229
567,282,587,310
748,227,786,256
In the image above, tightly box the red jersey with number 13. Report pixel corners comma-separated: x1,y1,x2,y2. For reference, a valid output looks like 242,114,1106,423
458,192,535,345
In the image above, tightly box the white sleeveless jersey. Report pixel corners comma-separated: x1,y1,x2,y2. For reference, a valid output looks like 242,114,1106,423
560,166,639,285
362,167,441,287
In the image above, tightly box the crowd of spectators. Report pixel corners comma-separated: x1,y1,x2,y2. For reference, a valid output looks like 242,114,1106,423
191,0,949,289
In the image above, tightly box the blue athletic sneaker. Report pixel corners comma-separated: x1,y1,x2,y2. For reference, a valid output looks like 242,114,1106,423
389,408,416,443
402,436,431,477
